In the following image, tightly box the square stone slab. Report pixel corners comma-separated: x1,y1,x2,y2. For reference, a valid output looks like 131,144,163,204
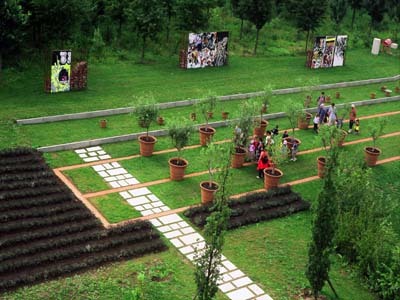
99,155,111,160
83,157,99,162
92,165,106,172
179,233,204,246
227,287,254,300
232,277,252,288
150,219,161,227
248,284,264,296
256,295,273,300
219,282,235,293
129,187,151,197
170,238,184,248
75,149,87,154
87,146,102,151
158,214,182,225
127,196,149,206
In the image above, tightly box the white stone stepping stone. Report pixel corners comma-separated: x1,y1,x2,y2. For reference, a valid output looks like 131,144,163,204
119,191,131,199
75,149,87,154
92,165,106,172
98,171,109,178
142,210,153,216
109,181,121,188
150,219,161,227
111,162,121,168
79,154,88,158
248,284,264,296
158,214,182,225
232,276,252,288
256,295,273,300
227,287,255,300
108,168,127,176
127,196,149,206
104,176,117,182
219,282,235,293
126,178,139,185
170,238,184,248
99,155,111,160
83,157,99,162
179,232,204,246
128,187,151,197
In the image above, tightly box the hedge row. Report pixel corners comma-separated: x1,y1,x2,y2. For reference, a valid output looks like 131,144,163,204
184,186,310,230
0,192,72,211
0,170,54,183
0,239,166,292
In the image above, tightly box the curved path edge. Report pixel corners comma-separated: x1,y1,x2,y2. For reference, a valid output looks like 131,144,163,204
19,75,400,125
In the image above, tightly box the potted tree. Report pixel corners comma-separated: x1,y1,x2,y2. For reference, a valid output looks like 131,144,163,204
364,118,387,167
253,86,272,137
283,100,302,150
200,143,227,204
168,119,193,180
133,96,159,156
231,100,254,168
263,141,284,190
335,104,350,147
198,93,217,146
316,125,341,178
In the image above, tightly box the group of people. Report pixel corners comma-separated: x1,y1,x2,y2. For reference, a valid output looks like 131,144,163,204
247,126,298,179
313,92,360,134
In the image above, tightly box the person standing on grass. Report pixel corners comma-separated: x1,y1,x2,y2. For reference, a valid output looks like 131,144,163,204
317,92,326,106
327,103,337,126
318,104,327,124
313,113,320,134
290,140,299,161
348,104,357,133
256,147,271,179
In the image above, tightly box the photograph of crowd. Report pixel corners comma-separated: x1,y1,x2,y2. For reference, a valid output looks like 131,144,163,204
186,32,229,69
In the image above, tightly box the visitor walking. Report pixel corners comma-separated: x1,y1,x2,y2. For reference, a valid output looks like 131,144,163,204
316,92,326,106
348,104,357,133
290,140,299,161
256,148,270,179
327,103,337,126
313,114,320,134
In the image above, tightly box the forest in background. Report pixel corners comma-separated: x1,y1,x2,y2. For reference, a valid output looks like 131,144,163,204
1,0,399,74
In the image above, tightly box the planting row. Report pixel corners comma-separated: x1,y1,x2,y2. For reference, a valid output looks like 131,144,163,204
0,148,167,292
184,186,310,230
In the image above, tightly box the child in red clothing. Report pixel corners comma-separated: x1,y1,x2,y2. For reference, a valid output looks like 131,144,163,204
256,148,271,178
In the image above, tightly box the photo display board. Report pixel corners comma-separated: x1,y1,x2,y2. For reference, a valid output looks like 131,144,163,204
186,32,229,69
310,35,347,69
51,50,71,93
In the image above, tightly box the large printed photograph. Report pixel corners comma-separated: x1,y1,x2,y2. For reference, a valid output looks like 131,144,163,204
310,35,347,69
187,32,229,69
51,50,71,93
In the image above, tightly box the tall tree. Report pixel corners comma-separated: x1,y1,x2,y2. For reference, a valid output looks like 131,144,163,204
245,0,273,55
285,0,328,52
125,0,166,63
161,0,176,43
0,0,26,80
348,0,362,29
363,0,387,35
330,0,348,33
175,0,208,32
305,126,340,299
105,0,129,40
231,0,249,40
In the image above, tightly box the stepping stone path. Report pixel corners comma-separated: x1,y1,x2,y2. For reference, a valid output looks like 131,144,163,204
75,146,273,300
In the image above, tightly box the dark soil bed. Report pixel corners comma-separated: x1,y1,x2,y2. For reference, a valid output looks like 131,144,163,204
0,148,166,293
184,185,310,230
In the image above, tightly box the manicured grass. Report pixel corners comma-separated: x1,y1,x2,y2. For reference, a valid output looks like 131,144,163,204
0,247,226,300
63,167,109,193
1,49,398,123
89,194,142,223
13,82,399,148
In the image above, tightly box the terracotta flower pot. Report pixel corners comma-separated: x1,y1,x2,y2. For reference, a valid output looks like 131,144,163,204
157,116,165,125
381,85,387,92
297,112,312,130
253,120,268,138
264,168,283,190
364,146,381,167
385,90,392,97
337,129,347,147
335,91,340,99
207,111,213,119
138,135,157,157
199,126,216,146
395,86,400,93
190,112,196,121
222,112,229,120
200,181,219,204
326,96,331,103
370,93,376,99
99,119,107,128
284,137,302,150
317,156,326,178
231,147,247,168
168,158,188,181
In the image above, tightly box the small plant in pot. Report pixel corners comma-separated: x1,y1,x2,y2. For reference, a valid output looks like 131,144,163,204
133,95,159,156
253,86,272,137
364,117,387,167
197,92,217,146
231,100,254,168
283,99,302,150
168,119,193,180
199,143,227,204
335,104,350,146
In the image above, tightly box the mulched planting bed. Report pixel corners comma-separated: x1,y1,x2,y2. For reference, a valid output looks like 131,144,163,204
0,148,167,293
184,185,310,229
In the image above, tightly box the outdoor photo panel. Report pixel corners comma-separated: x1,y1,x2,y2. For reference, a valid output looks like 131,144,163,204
333,35,348,66
187,32,229,69
310,36,347,69
51,50,71,93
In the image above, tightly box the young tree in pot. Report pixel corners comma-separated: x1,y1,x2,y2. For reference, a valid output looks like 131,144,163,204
198,93,217,146
254,85,272,137
316,125,341,178
133,95,159,156
263,140,285,190
283,99,303,149
168,119,193,180
231,100,255,168
364,117,387,167
199,143,231,204
335,103,350,147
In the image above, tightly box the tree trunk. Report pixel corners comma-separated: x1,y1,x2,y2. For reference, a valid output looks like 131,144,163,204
327,278,339,298
351,8,356,29
239,18,243,40
305,29,310,53
118,18,122,41
141,36,146,63
254,28,260,55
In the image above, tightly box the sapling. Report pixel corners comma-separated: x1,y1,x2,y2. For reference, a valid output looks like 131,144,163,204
133,95,159,139
168,118,193,165
197,92,217,130
368,117,387,149
200,143,226,189
283,99,303,139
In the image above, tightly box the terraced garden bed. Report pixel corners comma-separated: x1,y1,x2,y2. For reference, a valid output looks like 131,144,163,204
184,186,310,230
0,148,166,293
